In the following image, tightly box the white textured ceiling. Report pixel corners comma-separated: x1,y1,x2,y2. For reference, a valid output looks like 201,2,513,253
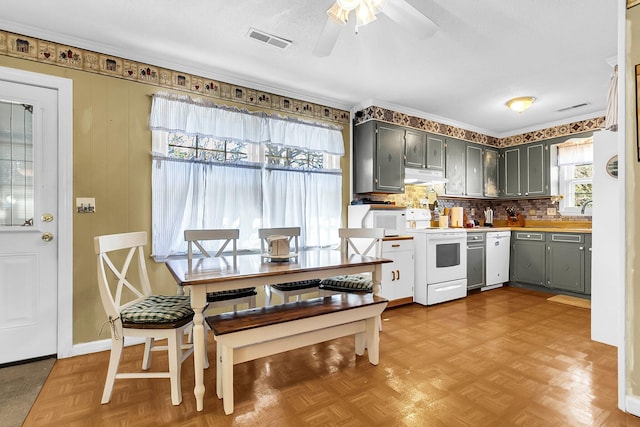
0,0,618,137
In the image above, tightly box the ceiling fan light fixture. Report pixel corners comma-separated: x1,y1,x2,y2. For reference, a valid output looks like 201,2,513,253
506,96,536,113
337,0,360,11
356,2,377,26
327,2,349,24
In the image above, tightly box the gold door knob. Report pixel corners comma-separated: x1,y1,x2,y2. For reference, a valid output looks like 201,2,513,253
42,232,54,242
41,213,54,222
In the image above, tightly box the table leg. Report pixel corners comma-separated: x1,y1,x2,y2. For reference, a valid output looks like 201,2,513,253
365,316,380,365
189,287,207,411
372,264,382,296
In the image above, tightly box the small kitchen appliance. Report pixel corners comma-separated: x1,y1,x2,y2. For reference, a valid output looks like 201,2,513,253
484,207,493,227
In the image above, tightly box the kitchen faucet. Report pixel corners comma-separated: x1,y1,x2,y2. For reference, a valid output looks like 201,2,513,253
580,200,593,214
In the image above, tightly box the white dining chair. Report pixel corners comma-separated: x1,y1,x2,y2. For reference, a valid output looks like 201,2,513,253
259,227,320,305
319,227,385,296
184,229,257,311
95,231,197,405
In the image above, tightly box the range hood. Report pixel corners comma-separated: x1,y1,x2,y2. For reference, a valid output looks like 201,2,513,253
404,168,448,185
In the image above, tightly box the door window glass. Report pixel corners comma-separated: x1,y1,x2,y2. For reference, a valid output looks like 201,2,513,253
0,100,33,227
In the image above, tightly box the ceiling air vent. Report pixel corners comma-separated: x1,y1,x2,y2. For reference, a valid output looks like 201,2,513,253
247,28,292,50
557,102,590,112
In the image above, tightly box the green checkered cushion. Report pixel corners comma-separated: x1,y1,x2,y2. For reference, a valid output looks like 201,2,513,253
120,295,194,324
272,279,320,291
208,287,257,302
319,274,373,293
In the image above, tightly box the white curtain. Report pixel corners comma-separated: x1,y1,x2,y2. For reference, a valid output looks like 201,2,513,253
557,140,593,165
152,159,263,256
604,65,618,132
149,93,344,257
149,94,269,146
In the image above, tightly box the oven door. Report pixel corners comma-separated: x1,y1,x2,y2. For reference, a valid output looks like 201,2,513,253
426,233,467,284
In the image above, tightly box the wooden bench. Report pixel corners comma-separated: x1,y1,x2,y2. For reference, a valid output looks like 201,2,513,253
206,293,388,415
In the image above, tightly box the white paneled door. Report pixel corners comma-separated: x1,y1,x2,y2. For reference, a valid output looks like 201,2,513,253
0,80,58,364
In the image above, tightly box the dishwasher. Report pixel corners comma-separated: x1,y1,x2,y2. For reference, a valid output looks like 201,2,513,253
484,231,511,290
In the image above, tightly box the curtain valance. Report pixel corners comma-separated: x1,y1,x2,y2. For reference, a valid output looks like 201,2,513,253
149,93,344,156
557,140,593,166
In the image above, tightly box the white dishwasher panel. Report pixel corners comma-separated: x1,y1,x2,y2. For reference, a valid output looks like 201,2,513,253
485,231,511,290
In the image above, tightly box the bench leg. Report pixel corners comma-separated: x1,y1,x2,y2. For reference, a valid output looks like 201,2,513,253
221,344,234,415
365,316,380,365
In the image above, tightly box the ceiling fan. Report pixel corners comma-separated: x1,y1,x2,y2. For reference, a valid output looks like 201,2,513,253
313,0,438,57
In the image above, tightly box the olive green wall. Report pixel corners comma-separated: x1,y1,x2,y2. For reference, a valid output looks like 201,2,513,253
627,4,640,398
0,54,351,345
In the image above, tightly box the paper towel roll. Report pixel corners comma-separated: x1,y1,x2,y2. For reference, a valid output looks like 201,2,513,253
451,207,464,228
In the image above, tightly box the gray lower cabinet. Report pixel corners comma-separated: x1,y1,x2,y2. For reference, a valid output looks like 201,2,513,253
546,233,585,293
510,232,546,286
353,120,405,194
467,232,485,290
510,231,590,295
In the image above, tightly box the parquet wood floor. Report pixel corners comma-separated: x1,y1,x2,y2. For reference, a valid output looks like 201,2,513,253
24,286,640,426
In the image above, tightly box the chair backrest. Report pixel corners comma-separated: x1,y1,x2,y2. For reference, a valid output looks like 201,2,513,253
184,229,239,260
258,227,300,255
338,228,384,258
94,231,152,320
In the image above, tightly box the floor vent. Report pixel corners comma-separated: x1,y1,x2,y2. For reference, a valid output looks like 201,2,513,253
557,102,590,112
247,28,292,50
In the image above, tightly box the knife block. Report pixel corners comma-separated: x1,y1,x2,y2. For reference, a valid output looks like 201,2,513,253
507,214,525,227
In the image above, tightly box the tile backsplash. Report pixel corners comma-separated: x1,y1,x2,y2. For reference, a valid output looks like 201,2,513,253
354,185,590,224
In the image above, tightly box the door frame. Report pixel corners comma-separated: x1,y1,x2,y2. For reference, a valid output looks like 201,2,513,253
0,65,73,359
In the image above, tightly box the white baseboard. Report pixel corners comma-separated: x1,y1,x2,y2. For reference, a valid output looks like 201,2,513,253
626,395,640,417
69,337,146,357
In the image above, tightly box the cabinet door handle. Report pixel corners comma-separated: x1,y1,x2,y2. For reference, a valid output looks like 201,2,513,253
392,244,400,247
391,271,396,281
579,247,584,251
396,269,400,280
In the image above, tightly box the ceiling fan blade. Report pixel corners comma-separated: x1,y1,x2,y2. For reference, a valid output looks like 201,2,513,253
381,0,438,39
313,18,343,57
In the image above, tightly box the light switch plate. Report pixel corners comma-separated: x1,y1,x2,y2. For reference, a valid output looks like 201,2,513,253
547,207,557,216
76,197,95,213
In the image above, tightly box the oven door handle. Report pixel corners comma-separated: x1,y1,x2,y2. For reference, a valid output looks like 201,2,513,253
428,234,465,241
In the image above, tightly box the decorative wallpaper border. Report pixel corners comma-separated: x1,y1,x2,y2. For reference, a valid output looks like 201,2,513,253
0,30,350,125
355,105,605,148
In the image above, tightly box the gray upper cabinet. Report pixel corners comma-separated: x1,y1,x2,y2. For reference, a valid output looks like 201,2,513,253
353,120,405,194
465,144,483,197
502,142,549,198
404,128,426,168
426,134,445,170
445,138,466,196
405,130,444,171
483,148,499,198
503,147,522,197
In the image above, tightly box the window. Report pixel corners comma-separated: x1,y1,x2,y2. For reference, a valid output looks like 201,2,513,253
555,135,593,215
148,93,344,257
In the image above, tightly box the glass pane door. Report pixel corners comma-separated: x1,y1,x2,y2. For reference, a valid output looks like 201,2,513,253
0,100,33,227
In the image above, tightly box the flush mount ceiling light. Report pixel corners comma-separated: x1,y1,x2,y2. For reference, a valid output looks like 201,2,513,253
506,96,536,113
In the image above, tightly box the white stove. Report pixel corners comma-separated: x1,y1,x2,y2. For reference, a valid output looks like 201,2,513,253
405,209,467,305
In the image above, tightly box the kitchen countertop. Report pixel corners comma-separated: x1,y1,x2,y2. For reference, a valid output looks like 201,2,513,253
462,226,591,233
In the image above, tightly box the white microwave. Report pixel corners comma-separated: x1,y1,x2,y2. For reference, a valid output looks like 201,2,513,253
348,205,406,236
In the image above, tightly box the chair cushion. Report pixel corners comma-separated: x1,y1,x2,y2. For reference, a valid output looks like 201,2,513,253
272,279,321,291
207,287,257,302
120,295,194,324
319,274,373,293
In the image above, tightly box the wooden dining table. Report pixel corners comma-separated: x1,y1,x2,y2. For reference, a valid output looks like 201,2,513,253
164,249,392,412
